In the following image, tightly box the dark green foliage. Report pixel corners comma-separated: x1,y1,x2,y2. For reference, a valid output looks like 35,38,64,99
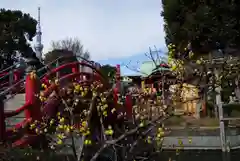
44,49,77,65
44,49,78,76
161,0,240,57
0,9,37,68
100,64,116,81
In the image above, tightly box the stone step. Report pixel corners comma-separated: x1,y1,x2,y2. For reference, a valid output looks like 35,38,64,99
4,94,26,127
174,109,185,116
4,94,25,111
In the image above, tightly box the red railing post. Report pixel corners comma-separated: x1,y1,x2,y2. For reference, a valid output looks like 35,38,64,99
14,70,20,82
0,96,6,143
72,62,80,81
114,64,121,104
116,64,121,93
125,94,133,119
113,88,118,104
72,63,79,73
25,72,41,120
14,70,21,92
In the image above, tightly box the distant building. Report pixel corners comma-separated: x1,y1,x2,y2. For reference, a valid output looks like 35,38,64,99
34,7,43,60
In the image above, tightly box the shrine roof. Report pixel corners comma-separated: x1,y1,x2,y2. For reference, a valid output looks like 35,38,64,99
140,60,170,77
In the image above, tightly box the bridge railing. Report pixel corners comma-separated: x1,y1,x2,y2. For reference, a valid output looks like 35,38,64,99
0,56,110,144
0,56,105,92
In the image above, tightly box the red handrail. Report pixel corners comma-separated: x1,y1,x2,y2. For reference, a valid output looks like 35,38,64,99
41,61,106,83
0,60,110,147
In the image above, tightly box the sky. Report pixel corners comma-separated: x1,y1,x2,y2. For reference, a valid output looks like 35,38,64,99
2,0,167,75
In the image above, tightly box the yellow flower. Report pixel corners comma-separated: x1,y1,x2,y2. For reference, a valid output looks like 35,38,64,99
147,136,152,143
111,108,116,113
59,117,65,123
101,98,106,103
196,60,201,64
65,127,70,133
50,119,54,125
104,129,113,136
103,104,108,109
82,121,87,127
55,79,59,85
103,111,107,116
30,71,37,79
188,137,192,143
81,91,86,97
139,122,144,127
178,139,183,146
58,125,63,129
83,130,90,136
74,84,80,91
57,139,63,145
41,83,47,89
84,139,92,145
44,128,48,133
79,127,85,133
39,96,46,102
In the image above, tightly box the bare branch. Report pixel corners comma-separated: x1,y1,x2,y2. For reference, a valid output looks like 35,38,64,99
123,60,148,76
77,96,97,161
50,37,90,59
90,114,171,161
154,45,160,62
149,47,157,67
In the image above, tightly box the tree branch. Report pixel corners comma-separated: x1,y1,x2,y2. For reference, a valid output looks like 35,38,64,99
90,114,171,161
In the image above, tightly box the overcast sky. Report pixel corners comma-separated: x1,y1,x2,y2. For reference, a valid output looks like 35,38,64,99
2,0,166,62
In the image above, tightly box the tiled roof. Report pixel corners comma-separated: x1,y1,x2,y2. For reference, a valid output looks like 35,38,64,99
140,61,170,77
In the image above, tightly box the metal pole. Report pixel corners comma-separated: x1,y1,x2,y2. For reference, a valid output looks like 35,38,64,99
215,70,226,152
9,69,14,86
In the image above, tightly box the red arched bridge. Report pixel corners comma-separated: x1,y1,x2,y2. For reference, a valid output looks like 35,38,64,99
0,57,133,148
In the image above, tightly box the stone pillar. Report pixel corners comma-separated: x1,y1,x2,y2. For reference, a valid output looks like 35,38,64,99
195,99,201,119
24,57,38,80
215,68,226,152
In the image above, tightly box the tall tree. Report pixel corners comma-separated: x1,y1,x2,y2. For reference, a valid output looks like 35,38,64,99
161,0,240,59
50,37,90,60
0,9,37,69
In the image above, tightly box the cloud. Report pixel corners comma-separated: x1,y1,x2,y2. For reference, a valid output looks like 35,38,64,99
2,0,165,61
